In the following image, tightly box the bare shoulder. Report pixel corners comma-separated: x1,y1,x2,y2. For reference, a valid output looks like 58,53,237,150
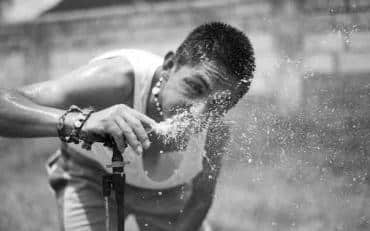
19,56,135,109
89,54,134,79
85,56,135,95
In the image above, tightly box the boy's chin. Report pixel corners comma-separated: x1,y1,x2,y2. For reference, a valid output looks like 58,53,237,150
162,110,175,119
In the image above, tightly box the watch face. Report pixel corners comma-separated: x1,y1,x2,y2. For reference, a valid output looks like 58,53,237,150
56,121,63,130
77,113,86,120
74,120,83,128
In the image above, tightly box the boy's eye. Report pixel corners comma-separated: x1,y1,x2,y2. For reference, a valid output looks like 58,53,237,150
184,79,204,95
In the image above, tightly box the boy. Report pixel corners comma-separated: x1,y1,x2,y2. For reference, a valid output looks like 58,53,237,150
0,22,255,231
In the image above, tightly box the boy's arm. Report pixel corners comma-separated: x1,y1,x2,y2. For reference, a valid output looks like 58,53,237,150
20,57,135,110
0,57,133,137
0,57,154,153
176,121,230,231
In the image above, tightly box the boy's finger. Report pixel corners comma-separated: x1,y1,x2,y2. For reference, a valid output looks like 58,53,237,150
114,116,142,155
107,123,127,153
124,114,150,149
132,110,157,128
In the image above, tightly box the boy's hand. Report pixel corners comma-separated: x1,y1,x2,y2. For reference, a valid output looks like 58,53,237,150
81,104,156,154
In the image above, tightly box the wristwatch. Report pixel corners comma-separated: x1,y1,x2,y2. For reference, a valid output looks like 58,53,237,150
57,105,94,146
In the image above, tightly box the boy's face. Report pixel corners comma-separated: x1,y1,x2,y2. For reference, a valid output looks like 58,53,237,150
160,59,236,119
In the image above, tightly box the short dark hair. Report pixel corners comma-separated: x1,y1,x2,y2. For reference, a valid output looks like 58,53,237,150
175,22,255,112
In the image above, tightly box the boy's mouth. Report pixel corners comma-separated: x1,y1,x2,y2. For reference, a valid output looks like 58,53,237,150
147,104,210,151
153,108,205,135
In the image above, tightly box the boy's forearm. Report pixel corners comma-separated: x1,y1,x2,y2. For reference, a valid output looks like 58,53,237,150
176,121,230,230
176,194,213,231
176,170,216,231
0,89,64,137
176,155,221,231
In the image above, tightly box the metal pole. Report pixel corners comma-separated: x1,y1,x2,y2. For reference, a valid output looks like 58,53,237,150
103,139,127,231
114,174,125,231
104,197,110,231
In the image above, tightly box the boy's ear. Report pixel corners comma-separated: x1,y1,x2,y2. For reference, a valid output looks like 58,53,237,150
163,51,175,70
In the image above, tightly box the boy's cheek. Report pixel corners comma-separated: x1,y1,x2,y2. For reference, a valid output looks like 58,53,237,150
162,87,187,106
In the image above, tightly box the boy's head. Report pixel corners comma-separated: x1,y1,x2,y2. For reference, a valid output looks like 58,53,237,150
160,22,255,118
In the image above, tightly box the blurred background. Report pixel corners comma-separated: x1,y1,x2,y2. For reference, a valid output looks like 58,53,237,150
0,0,369,230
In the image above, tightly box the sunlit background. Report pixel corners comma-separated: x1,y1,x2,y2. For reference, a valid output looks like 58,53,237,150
0,0,369,230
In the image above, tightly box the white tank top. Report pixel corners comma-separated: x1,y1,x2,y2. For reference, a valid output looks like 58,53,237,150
65,49,206,189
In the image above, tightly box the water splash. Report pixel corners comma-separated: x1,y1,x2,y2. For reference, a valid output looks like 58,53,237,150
150,104,206,144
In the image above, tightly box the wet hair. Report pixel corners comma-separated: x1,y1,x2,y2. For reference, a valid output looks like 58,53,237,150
174,22,255,113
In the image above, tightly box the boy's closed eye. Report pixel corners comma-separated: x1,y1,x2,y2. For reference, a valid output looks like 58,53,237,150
183,76,211,97
184,79,205,95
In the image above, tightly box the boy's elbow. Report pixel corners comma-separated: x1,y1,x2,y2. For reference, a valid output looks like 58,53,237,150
0,88,17,108
197,193,214,210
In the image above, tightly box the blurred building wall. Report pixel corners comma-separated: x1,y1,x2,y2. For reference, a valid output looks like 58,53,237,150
0,0,369,114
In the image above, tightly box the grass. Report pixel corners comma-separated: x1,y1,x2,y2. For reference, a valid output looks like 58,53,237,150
0,139,58,231
1,137,369,231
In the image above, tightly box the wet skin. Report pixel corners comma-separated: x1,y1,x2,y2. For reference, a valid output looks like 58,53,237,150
143,56,236,181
